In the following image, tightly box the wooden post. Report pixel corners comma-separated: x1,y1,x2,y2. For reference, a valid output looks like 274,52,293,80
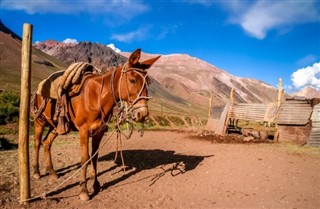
277,78,283,109
230,88,235,105
274,78,283,141
221,88,235,135
19,23,32,203
208,93,212,119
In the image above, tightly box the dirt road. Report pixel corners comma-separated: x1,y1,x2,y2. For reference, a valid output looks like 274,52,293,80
1,131,320,209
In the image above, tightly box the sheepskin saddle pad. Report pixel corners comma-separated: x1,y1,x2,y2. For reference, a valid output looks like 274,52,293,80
36,62,101,99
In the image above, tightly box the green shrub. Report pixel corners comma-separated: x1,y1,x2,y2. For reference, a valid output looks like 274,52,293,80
0,91,20,124
154,115,170,126
168,116,185,126
184,116,192,126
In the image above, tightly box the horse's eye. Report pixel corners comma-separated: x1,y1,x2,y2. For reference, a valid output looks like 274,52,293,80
129,79,136,84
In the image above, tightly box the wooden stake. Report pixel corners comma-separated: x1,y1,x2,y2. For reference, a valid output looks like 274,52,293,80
19,23,32,203
274,78,283,141
208,93,212,119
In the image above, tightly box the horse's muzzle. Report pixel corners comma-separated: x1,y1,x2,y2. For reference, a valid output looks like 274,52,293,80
131,105,148,122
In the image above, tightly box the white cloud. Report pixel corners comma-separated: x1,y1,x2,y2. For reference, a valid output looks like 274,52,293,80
63,38,78,44
111,26,151,43
107,43,121,53
1,0,148,21
291,62,320,89
221,0,320,39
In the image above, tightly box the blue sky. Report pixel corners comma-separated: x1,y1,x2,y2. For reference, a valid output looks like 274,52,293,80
1,0,320,92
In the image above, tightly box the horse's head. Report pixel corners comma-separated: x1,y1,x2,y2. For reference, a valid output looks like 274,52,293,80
118,48,160,122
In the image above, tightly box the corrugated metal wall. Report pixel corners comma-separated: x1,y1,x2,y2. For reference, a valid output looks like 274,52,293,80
229,103,267,122
307,104,320,146
276,100,313,125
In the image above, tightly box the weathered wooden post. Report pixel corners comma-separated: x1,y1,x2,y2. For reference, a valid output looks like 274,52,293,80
19,23,33,203
208,93,212,119
221,88,234,135
277,78,283,109
274,78,283,141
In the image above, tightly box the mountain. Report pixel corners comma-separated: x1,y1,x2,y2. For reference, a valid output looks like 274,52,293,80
121,52,279,107
0,20,66,92
34,40,127,72
294,86,320,99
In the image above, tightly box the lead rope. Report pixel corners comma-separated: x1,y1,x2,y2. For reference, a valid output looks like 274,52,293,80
19,129,117,203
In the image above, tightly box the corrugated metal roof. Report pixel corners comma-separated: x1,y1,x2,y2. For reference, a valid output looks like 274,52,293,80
276,100,312,125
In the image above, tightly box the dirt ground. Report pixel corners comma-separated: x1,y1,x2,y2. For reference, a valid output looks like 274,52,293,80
1,130,320,209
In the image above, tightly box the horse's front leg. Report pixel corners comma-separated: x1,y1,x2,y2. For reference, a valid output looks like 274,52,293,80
79,128,90,201
89,128,106,194
42,128,58,183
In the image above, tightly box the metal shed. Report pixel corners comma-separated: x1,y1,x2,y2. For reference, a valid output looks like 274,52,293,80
275,98,313,144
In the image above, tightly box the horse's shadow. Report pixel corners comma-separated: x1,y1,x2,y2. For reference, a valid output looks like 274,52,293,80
99,149,213,189
48,149,213,200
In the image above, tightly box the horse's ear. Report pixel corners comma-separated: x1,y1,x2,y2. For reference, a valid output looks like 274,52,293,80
129,48,141,65
140,55,161,69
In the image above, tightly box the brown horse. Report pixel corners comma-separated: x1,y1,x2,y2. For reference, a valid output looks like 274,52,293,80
31,49,160,201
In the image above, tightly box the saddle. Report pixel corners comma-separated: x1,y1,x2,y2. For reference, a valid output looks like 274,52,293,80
36,62,102,135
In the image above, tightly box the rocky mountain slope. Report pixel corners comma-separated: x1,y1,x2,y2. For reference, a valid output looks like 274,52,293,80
34,40,126,72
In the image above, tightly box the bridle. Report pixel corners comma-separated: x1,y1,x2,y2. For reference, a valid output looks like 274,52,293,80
111,62,151,114
95,62,151,137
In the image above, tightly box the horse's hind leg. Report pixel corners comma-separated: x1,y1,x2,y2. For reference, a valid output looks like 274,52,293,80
42,128,58,183
33,122,44,180
78,128,90,201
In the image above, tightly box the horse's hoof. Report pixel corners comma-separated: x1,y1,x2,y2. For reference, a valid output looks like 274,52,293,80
92,181,101,193
33,173,41,180
79,192,90,201
48,173,58,183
